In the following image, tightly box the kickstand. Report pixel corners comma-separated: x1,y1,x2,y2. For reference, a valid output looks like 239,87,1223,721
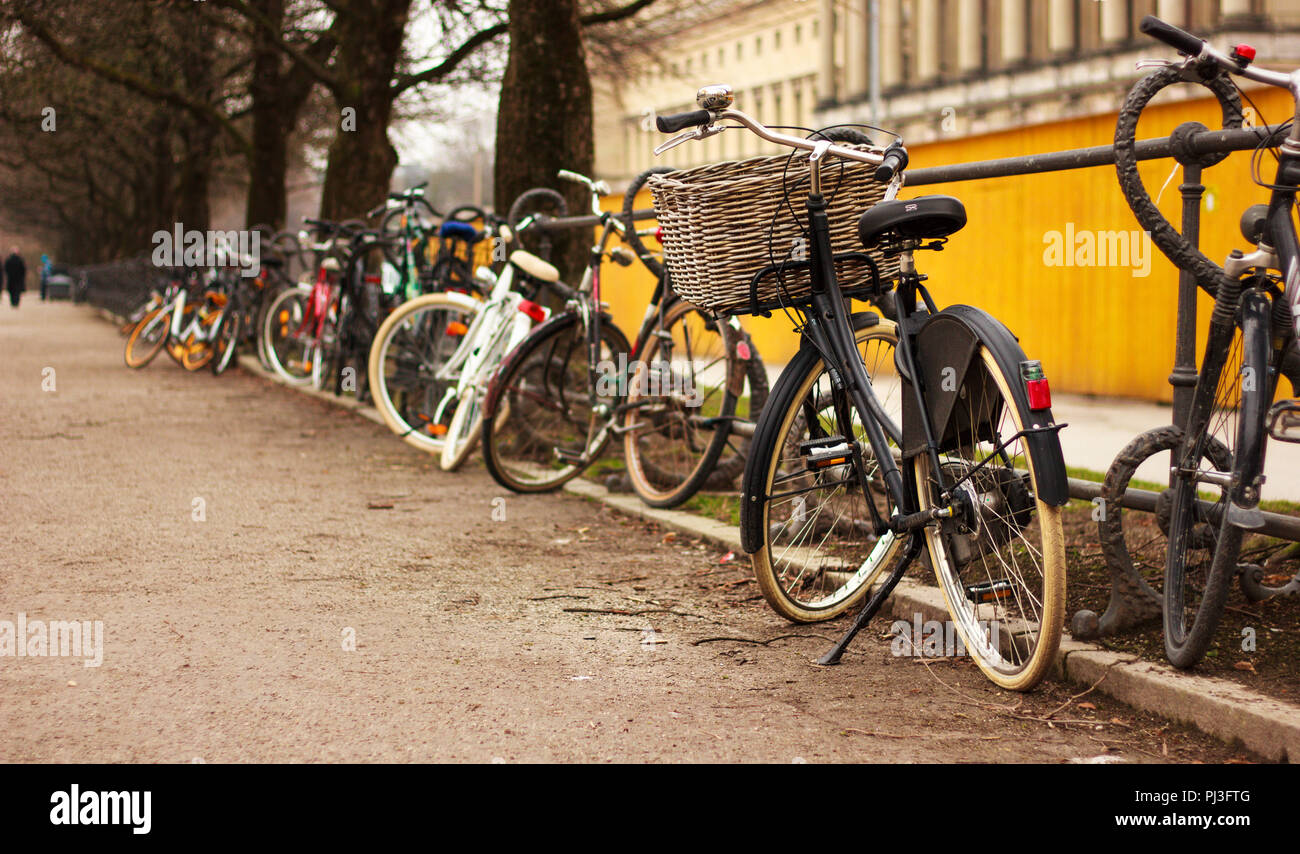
817,533,923,665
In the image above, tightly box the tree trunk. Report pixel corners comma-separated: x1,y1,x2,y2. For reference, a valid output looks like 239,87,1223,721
245,0,289,230
494,0,595,280
318,0,411,221
175,12,217,230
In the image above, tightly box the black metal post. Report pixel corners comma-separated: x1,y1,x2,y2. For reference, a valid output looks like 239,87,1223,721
1170,164,1204,434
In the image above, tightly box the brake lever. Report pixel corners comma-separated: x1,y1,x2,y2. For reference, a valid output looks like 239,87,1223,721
654,123,724,156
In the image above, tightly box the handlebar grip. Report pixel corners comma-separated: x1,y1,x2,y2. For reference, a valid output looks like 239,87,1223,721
873,143,909,183
1139,15,1204,56
656,109,712,134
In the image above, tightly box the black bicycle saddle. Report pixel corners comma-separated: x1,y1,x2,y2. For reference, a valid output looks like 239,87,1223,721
858,195,967,248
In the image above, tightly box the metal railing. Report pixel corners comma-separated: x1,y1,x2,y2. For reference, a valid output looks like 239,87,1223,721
75,257,158,320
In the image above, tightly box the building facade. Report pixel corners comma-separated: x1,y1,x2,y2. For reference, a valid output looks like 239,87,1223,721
594,0,1300,185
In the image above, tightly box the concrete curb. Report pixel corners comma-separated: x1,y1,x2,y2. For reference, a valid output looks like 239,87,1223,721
196,324,1299,762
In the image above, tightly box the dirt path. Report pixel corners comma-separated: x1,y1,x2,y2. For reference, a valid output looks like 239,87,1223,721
0,302,1260,762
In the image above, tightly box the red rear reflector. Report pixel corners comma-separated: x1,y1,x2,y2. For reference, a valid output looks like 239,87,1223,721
1233,43,1256,61
1026,378,1052,410
736,341,752,361
655,226,664,242
518,300,547,323
445,321,468,336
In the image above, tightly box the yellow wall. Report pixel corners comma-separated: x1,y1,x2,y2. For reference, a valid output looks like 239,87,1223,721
599,86,1294,401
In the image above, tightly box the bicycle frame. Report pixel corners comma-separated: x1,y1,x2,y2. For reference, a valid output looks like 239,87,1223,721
431,264,543,424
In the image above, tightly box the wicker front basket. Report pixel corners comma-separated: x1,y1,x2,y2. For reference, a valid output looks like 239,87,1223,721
648,146,900,315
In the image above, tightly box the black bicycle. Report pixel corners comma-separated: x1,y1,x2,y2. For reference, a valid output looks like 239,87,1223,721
1113,17,1300,668
653,85,1068,690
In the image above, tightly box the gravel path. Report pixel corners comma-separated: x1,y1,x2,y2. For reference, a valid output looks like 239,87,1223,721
0,302,1260,762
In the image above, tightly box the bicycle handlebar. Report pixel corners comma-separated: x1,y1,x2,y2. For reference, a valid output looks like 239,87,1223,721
1140,16,1298,96
654,90,892,174
656,109,712,133
1138,15,1204,58
874,142,909,183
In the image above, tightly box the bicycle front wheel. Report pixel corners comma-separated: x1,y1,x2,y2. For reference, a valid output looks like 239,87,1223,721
368,291,481,454
623,300,744,508
913,345,1065,691
262,286,315,385
124,307,170,369
1163,293,1273,668
744,318,903,622
481,313,630,493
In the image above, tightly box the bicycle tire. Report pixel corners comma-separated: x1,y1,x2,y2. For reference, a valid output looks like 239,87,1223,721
621,167,675,281
261,285,315,385
367,291,481,454
1163,291,1272,667
915,344,1065,691
481,312,631,494
123,307,170,369
211,308,242,375
622,300,744,507
1113,64,1241,297
507,188,568,260
742,317,901,621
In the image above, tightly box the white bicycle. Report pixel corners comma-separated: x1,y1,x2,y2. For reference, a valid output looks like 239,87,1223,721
367,223,571,471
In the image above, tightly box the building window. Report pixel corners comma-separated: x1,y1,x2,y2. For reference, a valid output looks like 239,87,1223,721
701,51,707,70
812,19,819,38
718,48,724,67
756,35,763,55
774,29,781,50
794,24,802,44
686,58,692,73
736,41,743,60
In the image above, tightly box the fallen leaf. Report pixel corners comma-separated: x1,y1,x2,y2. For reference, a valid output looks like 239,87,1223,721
1078,701,1097,710
367,502,394,510
1233,660,1257,673
662,532,677,544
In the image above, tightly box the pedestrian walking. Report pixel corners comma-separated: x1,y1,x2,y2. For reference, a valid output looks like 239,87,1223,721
4,248,26,308
40,253,51,301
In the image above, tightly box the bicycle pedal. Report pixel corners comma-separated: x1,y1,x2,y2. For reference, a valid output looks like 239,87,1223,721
1267,399,1300,443
554,448,587,465
965,579,1013,605
799,435,853,470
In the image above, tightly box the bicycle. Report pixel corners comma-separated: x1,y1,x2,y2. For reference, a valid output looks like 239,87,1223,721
124,268,229,372
366,218,562,468
260,219,361,387
1110,17,1300,668
646,84,1068,690
479,169,769,509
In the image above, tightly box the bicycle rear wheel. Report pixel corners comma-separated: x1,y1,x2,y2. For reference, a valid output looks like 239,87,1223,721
743,318,902,621
913,345,1065,691
481,313,630,493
